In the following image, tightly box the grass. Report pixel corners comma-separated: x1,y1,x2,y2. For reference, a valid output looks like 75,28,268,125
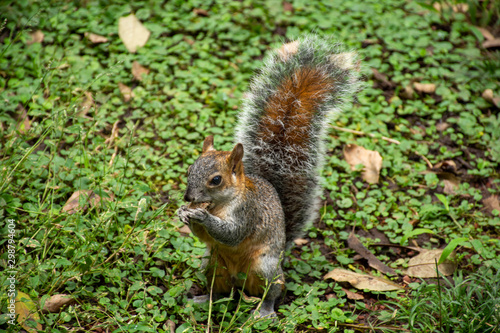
0,0,499,332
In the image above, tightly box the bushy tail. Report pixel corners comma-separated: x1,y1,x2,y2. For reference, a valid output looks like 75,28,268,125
234,35,362,245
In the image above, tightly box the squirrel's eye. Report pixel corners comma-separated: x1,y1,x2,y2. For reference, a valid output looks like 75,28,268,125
210,175,222,186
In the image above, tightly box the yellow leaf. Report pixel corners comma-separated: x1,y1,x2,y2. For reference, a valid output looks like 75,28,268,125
16,292,42,332
118,14,150,53
343,144,383,183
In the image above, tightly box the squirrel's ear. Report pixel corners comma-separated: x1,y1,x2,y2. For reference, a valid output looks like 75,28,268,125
202,135,215,153
228,143,244,175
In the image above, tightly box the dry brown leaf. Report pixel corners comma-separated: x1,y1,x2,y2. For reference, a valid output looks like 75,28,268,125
85,32,109,43
132,61,150,81
79,91,94,116
433,3,468,13
452,3,468,12
293,238,309,246
442,178,459,195
413,82,436,94
42,294,74,313
118,14,150,53
342,288,364,300
435,122,449,132
483,39,500,49
331,52,357,71
27,30,44,45
371,68,394,88
166,319,176,333
347,233,396,276
324,268,403,291
482,89,500,107
62,190,114,214
178,225,191,234
432,160,460,194
16,105,31,133
15,292,42,332
476,27,495,41
406,249,456,278
118,82,134,102
483,195,500,215
343,144,383,184
278,40,299,61
193,8,209,16
283,1,293,12
401,84,415,99
183,36,195,45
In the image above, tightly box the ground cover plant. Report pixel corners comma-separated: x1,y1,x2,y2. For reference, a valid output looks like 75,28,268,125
1,0,499,332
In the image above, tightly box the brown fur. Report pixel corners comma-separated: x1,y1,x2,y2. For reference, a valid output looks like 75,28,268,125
258,67,333,155
205,238,270,295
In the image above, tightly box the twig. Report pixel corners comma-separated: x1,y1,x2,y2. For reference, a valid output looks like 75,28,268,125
332,125,434,168
331,125,401,144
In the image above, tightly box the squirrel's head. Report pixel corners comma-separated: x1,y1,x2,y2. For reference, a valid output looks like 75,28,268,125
184,135,245,205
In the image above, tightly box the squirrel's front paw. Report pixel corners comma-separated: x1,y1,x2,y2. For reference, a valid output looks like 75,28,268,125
178,206,207,224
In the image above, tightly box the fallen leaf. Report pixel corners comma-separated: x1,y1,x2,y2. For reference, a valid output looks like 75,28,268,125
330,52,358,71
347,233,396,276
85,32,108,43
27,30,44,45
193,8,209,16
118,14,150,53
483,39,500,49
371,68,394,88
433,2,468,13
118,82,134,102
178,225,191,234
476,27,495,41
42,294,74,313
283,1,293,12
483,195,500,215
79,91,94,116
183,36,195,45
104,120,121,147
20,238,41,248
132,61,150,81
413,82,436,94
16,292,42,332
16,105,30,133
165,319,176,333
293,238,309,246
401,84,415,99
324,268,403,291
432,160,460,194
62,190,114,214
342,288,364,300
343,144,383,184
405,249,456,278
435,122,449,132
452,3,468,12
278,40,299,61
482,89,500,107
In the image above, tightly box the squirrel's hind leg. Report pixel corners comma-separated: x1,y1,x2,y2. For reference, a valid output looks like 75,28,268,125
252,255,285,318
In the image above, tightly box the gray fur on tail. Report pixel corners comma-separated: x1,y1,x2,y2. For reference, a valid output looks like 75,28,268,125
234,35,362,245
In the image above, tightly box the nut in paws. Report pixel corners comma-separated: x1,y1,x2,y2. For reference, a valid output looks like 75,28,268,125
178,206,207,224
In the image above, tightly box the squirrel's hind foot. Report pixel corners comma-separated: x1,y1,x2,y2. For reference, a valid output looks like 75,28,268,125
254,299,277,318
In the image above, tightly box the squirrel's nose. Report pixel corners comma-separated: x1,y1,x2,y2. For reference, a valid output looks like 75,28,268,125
184,190,194,202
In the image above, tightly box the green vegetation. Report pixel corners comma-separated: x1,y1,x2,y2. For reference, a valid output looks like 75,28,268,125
1,0,499,332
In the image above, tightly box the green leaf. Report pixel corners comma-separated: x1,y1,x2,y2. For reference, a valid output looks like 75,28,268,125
15,292,42,332
435,193,449,211
438,237,468,265
400,228,435,246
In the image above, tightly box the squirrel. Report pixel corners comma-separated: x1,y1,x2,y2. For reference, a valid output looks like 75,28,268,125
178,35,361,317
